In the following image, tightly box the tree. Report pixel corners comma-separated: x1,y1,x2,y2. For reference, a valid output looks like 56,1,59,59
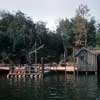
96,23,100,49
0,10,37,64
73,4,90,47
56,4,96,61
87,18,96,47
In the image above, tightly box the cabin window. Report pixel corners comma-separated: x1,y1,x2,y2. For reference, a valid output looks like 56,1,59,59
80,55,84,60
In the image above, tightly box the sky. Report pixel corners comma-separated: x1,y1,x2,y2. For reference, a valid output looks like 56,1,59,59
0,0,100,30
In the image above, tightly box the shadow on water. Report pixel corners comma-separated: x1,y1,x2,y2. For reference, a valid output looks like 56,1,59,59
96,74,100,100
0,74,100,100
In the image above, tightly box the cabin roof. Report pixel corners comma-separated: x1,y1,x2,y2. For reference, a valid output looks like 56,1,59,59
75,47,98,57
92,50,100,54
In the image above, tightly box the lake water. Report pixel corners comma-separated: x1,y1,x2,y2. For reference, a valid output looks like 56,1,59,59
0,74,100,100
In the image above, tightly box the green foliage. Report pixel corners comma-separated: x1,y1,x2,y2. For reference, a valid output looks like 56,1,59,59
56,4,96,49
56,18,74,50
96,25,100,49
0,10,63,64
87,18,96,47
0,4,98,64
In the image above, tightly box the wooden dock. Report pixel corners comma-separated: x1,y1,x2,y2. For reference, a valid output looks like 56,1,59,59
7,72,43,78
7,65,50,79
0,67,9,70
0,66,10,75
50,66,77,72
0,60,98,79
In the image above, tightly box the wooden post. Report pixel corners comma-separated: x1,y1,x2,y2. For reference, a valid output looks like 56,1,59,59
41,57,44,77
86,72,88,76
73,48,76,76
95,54,97,75
86,53,88,76
56,64,57,75
65,63,67,79
35,41,37,64
76,57,79,77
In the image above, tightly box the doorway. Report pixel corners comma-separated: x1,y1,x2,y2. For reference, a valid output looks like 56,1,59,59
97,54,100,73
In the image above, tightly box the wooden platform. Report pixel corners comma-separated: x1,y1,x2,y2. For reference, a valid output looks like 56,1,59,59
0,67,9,70
50,66,77,72
7,65,50,79
7,72,43,78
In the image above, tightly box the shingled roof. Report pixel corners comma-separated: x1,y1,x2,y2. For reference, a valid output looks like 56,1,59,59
75,47,99,57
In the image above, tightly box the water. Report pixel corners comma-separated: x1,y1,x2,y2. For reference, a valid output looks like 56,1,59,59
0,74,100,100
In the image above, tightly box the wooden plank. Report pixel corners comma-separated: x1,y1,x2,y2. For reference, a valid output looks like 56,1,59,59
0,67,9,70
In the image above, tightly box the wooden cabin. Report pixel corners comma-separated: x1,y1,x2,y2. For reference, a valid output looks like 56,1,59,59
75,48,100,73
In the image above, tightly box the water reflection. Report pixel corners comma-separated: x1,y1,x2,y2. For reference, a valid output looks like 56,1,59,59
0,74,100,100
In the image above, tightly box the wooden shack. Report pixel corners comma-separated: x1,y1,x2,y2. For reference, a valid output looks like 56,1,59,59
75,48,100,73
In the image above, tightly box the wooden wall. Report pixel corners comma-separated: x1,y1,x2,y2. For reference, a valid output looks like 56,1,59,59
76,50,97,72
